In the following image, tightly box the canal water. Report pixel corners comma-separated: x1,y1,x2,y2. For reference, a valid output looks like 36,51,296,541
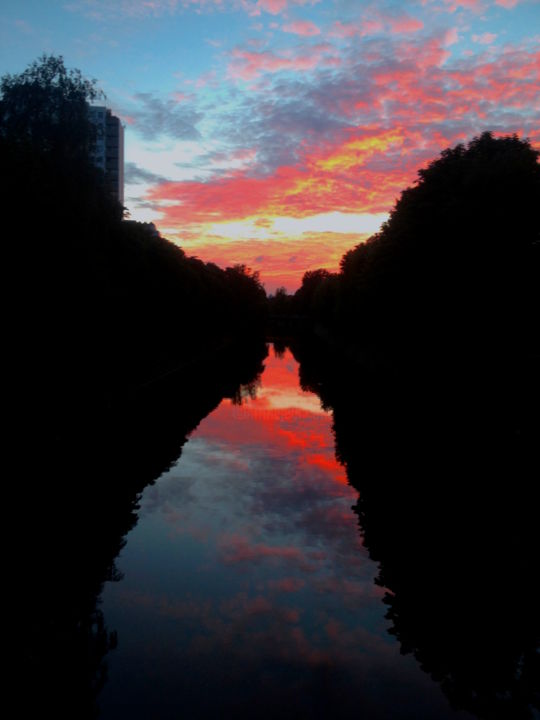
96,345,473,719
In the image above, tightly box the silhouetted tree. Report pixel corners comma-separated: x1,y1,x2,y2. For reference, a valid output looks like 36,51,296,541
289,331,539,720
287,136,540,720
293,269,328,313
338,132,540,354
223,264,268,328
268,287,292,316
15,334,267,719
0,53,102,161
2,56,268,413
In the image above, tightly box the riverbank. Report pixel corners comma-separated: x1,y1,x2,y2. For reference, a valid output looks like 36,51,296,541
13,334,268,719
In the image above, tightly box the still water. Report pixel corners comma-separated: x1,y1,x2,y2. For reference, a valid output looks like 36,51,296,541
97,346,472,719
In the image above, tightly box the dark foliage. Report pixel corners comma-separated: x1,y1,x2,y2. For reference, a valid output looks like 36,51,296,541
4,56,269,715
339,132,539,352
267,286,302,336
293,269,340,324
284,136,540,717
289,334,539,720
13,338,268,718
290,132,539,362
268,286,293,316
0,53,102,161
2,56,267,414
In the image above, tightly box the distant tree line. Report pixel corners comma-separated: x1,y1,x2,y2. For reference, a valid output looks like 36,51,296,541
1,55,267,409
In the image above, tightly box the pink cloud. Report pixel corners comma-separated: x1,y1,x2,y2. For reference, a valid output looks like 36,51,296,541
418,0,486,12
152,34,540,227
228,45,339,80
444,27,460,45
329,20,359,39
282,20,321,36
472,32,497,44
361,18,384,35
244,0,320,15
147,33,540,291
256,0,287,13
330,13,423,39
495,0,519,7
388,15,424,34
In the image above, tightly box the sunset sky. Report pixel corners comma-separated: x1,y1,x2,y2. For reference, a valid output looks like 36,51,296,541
1,0,539,291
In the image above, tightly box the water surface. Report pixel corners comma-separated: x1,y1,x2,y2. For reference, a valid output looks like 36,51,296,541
97,346,472,719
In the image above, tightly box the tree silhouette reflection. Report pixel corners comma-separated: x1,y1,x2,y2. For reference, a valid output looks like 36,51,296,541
14,340,267,719
291,336,539,720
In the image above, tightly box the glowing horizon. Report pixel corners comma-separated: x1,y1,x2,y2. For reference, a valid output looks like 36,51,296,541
1,0,538,291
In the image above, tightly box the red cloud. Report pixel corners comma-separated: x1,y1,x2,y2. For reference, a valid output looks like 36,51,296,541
472,32,497,44
307,454,348,485
195,350,353,498
219,535,311,566
268,577,306,592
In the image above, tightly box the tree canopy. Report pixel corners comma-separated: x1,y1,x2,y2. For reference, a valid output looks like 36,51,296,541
0,53,102,161
297,132,540,354
3,56,268,409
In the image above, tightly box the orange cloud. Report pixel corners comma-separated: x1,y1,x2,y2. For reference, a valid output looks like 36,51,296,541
164,231,373,292
149,126,409,225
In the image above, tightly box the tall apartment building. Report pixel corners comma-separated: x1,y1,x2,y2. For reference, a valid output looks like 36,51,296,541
89,106,124,206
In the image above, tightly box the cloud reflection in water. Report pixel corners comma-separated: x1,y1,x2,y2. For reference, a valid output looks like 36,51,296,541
98,347,472,719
